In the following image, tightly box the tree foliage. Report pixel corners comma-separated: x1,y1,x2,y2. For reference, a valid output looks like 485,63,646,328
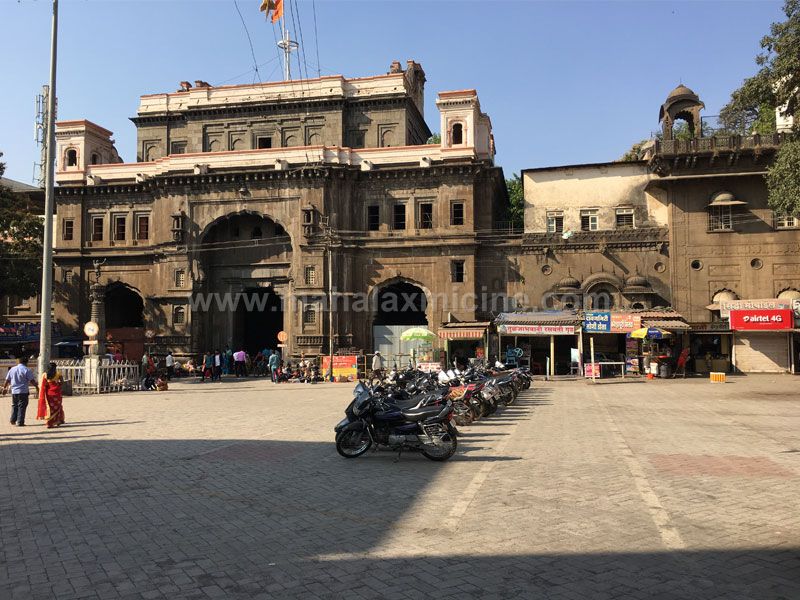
0,154,43,299
720,0,799,132
426,133,441,145
766,138,800,216
718,1,800,214
506,174,524,230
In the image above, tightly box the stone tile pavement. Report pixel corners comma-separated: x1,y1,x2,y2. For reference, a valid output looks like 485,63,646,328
1,375,799,599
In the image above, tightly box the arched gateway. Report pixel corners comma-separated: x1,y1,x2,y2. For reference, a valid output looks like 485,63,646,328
196,212,291,354
370,279,430,365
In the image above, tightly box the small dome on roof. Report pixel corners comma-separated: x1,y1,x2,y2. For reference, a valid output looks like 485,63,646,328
558,275,581,289
666,84,700,103
626,275,649,288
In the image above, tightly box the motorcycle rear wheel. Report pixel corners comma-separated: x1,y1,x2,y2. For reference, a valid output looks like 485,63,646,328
336,429,372,458
421,429,458,462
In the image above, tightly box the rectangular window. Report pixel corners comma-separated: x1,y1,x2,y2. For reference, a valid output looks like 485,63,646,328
91,216,104,242
546,212,564,234
393,204,406,230
451,202,465,226
303,306,317,324
175,269,186,288
776,214,797,229
451,260,465,283
136,215,149,240
580,209,598,232
256,136,272,149
367,205,380,231
304,266,317,286
418,203,433,229
170,141,187,155
615,208,635,229
62,219,74,241
708,206,733,231
173,306,186,325
113,215,126,241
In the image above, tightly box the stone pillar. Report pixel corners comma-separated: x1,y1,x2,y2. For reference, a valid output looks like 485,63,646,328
89,282,106,356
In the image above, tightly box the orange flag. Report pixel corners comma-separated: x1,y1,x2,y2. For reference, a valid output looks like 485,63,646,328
271,0,283,23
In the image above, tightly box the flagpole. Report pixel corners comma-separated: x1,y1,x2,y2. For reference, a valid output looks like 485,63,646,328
38,0,58,377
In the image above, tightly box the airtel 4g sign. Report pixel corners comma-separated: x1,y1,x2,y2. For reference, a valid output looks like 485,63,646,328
729,309,794,331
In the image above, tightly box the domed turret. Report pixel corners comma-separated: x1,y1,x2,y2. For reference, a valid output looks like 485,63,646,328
659,83,705,140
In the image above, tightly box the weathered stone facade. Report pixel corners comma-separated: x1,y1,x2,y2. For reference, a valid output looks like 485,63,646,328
52,62,505,359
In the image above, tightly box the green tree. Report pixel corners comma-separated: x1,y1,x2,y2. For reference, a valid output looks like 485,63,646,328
620,139,648,162
426,133,441,145
506,173,524,230
0,153,43,299
766,138,800,216
719,0,799,134
719,1,800,214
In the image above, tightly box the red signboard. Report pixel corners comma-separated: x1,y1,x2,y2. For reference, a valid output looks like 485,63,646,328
729,309,793,331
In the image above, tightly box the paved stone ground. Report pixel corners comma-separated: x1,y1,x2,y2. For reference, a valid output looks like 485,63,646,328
1,375,799,599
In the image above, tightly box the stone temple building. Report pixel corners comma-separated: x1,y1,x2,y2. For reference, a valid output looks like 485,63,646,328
52,61,507,360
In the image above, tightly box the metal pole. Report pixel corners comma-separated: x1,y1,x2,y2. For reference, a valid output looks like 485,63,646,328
327,230,334,381
38,0,58,377
590,336,596,383
282,17,290,80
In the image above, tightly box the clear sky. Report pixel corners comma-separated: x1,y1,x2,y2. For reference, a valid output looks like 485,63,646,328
0,0,785,183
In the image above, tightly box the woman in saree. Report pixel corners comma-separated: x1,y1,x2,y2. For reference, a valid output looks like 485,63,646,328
37,362,65,429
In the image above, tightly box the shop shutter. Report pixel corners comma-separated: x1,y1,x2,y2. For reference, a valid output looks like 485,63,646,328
734,333,789,373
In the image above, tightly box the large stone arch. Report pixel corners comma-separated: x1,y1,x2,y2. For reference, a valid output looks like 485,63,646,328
367,276,432,358
195,211,293,354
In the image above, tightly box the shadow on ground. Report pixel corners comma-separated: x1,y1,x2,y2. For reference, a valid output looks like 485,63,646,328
1,386,797,599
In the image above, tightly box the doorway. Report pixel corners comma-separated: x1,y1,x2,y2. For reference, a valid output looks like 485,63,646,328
233,287,283,355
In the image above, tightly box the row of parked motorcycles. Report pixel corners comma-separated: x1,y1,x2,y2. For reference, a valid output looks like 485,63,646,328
334,365,533,462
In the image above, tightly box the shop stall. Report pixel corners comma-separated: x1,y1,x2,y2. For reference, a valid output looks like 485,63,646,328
729,308,793,373
582,311,642,377
495,312,580,376
437,321,490,368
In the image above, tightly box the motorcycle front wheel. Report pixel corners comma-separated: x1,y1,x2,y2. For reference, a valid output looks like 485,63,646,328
336,428,372,458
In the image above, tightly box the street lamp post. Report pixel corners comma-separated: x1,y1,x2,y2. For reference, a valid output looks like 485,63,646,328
37,0,59,377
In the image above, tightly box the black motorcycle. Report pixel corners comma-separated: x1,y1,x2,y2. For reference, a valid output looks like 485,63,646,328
334,383,458,461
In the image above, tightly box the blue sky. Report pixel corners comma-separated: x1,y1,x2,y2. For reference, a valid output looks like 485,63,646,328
0,0,785,183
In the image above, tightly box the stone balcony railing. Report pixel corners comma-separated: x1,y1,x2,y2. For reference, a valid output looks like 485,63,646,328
654,133,791,157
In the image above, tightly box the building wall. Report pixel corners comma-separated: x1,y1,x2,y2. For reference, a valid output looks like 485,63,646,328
523,161,661,233
659,172,800,323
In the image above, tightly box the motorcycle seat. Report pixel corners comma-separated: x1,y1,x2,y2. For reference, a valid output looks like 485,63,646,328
401,404,444,421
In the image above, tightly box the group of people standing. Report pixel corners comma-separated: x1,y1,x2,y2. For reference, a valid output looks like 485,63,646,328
197,348,282,382
3,357,66,429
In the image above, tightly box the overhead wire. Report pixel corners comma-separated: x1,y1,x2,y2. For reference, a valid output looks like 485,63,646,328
311,0,322,78
232,0,263,84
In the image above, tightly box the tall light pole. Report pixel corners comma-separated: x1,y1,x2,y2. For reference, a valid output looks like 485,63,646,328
38,0,58,376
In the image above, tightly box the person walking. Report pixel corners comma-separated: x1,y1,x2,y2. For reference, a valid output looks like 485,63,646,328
165,350,175,381
268,351,280,382
202,352,214,382
233,348,246,377
37,362,65,429
371,351,384,381
213,350,222,381
3,357,39,426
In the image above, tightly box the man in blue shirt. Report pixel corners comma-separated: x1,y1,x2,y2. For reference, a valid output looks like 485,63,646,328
3,357,39,426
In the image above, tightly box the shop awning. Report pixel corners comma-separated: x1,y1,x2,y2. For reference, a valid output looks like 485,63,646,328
438,325,488,340
642,319,691,331
496,312,579,336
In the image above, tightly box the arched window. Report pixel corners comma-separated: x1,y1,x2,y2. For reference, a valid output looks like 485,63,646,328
66,148,77,167
91,153,100,165
380,129,394,148
451,123,463,145
173,306,186,325
251,227,262,239
630,302,645,310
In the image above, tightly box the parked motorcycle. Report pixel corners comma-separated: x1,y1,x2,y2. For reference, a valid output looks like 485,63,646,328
334,382,458,461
